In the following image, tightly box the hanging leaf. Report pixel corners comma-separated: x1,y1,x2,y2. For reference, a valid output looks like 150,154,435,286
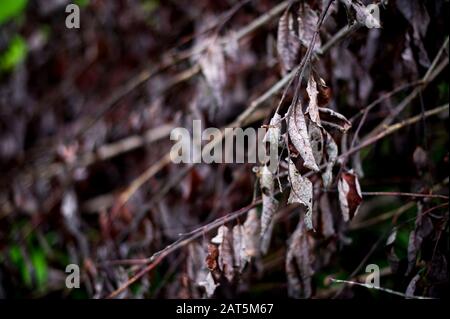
322,131,338,188
308,121,324,166
306,75,321,126
211,225,234,282
318,107,352,132
287,159,314,230
260,165,279,239
199,40,226,109
263,112,282,146
243,208,260,258
198,272,219,298
286,220,314,298
337,170,363,222
297,3,321,53
287,101,320,172
277,10,301,74
232,224,248,273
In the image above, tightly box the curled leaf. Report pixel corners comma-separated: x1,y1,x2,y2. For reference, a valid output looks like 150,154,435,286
337,170,363,222
263,112,282,146
318,107,352,132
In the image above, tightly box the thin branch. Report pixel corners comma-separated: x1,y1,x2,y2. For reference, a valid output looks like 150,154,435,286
330,278,434,299
361,191,448,200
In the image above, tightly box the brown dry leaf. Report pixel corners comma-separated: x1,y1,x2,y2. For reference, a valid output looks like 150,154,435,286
286,220,314,298
211,225,234,282
277,10,301,74
287,159,314,230
318,107,352,132
287,101,320,172
322,131,338,188
205,243,219,272
337,170,363,222
199,40,226,109
306,75,321,126
243,208,260,258
260,165,279,238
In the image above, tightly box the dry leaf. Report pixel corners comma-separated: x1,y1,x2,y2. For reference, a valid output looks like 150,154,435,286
263,112,282,146
297,3,321,53
318,107,352,132
232,224,248,273
277,10,301,74
287,159,314,229
308,121,324,166
211,225,234,282
322,131,338,188
260,165,279,239
286,220,314,298
287,101,320,172
243,208,260,258
337,170,363,221
306,75,321,126
198,272,218,298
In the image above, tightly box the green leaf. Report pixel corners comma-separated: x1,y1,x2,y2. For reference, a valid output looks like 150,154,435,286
0,35,28,73
31,249,48,290
0,0,28,25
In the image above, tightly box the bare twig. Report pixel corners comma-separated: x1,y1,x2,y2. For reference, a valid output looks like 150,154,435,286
330,278,434,299
361,191,448,200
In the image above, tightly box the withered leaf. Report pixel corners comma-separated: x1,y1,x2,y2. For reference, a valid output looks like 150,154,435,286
287,159,314,230
318,107,352,132
286,220,314,298
211,225,234,282
198,272,218,298
205,243,219,271
338,170,363,222
232,224,248,273
297,3,321,53
260,165,279,238
287,101,320,172
405,274,421,298
263,112,282,146
277,10,301,74
322,131,338,188
306,75,321,126
308,121,324,166
244,208,260,258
